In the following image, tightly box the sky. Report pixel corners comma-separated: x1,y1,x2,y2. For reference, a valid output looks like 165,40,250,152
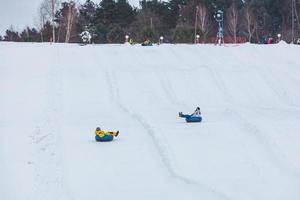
0,0,140,36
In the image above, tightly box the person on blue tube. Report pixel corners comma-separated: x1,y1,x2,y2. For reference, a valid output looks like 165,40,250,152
179,107,202,122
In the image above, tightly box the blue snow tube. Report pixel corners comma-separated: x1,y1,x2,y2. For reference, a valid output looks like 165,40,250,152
141,43,153,46
185,116,202,123
95,135,114,142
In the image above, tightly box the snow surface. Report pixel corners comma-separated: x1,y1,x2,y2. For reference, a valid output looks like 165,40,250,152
1,42,300,200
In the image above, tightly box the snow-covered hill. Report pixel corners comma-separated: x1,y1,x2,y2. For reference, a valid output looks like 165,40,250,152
1,42,300,200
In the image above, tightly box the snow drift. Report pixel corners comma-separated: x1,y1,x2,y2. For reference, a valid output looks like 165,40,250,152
1,42,300,200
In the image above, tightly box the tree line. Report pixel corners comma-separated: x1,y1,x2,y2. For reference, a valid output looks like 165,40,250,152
1,0,300,44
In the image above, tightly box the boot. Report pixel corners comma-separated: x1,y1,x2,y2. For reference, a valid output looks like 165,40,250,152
115,131,119,137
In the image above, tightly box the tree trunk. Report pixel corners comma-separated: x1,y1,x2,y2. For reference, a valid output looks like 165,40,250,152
227,4,238,43
245,7,256,43
65,2,75,43
198,4,209,43
51,0,56,43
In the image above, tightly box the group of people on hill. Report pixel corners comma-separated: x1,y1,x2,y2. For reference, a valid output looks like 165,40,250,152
79,30,154,46
263,36,300,45
96,107,202,142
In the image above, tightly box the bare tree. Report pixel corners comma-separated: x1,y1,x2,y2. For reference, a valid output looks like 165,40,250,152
36,0,52,42
295,0,300,38
291,0,300,42
65,1,77,43
37,3,48,42
51,0,56,42
227,3,239,43
197,3,210,42
37,0,60,42
177,5,185,27
243,6,256,42
194,6,198,43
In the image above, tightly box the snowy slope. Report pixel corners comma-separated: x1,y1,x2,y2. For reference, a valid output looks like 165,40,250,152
1,42,300,200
